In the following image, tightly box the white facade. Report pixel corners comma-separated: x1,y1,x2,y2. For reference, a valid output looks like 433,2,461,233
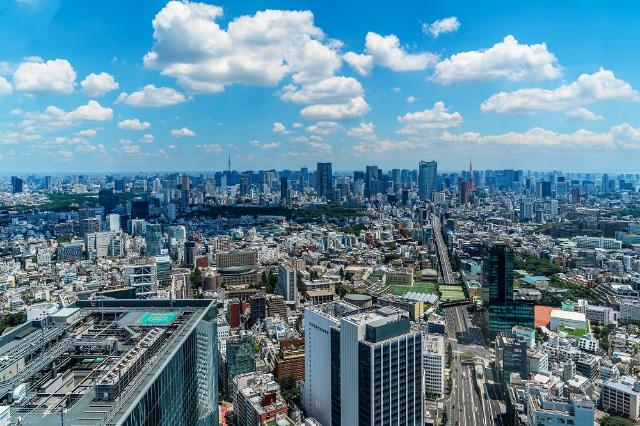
549,310,588,332
303,302,355,426
601,378,640,420
578,334,599,352
423,334,445,396
108,213,121,232
276,263,298,304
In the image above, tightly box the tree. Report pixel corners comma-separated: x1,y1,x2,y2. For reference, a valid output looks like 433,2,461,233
601,416,634,426
0,312,26,335
309,270,319,280
276,375,299,401
261,270,277,294
442,407,448,425
190,267,202,291
335,281,348,298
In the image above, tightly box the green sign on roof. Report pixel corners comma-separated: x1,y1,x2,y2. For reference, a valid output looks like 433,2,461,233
138,312,177,327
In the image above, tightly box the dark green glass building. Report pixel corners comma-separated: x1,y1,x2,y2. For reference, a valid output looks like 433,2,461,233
483,243,534,337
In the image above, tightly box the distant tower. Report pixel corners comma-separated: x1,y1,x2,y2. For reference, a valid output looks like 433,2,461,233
227,152,231,173
469,157,475,192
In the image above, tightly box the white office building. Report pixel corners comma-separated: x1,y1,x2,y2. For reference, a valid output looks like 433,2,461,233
304,302,424,426
601,377,640,420
303,301,358,426
423,334,445,397
276,263,298,304
108,213,121,232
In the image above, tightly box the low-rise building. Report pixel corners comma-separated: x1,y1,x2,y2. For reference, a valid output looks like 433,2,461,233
601,377,640,420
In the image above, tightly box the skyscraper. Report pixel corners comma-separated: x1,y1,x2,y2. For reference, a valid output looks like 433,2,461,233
304,302,424,425
130,198,150,220
276,263,298,304
482,243,534,337
11,176,23,194
316,162,333,199
99,187,116,214
418,161,437,201
225,332,256,395
145,223,163,256
280,176,289,206
458,178,470,205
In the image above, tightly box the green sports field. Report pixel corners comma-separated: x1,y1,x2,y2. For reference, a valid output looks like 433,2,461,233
390,281,439,296
439,285,466,302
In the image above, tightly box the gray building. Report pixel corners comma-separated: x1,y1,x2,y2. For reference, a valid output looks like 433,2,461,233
316,162,333,199
4,299,218,426
418,160,437,201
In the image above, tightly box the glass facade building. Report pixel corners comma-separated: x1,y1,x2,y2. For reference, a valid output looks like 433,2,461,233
225,333,256,395
483,243,534,337
109,301,219,426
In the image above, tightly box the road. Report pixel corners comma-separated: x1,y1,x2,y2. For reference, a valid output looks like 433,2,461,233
444,305,505,426
431,214,455,284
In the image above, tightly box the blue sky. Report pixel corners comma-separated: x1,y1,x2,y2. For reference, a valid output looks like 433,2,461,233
1,0,640,173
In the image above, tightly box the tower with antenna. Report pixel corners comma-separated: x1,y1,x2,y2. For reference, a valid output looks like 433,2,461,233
227,152,231,174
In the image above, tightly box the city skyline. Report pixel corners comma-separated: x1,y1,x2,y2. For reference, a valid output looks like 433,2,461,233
2,1,640,172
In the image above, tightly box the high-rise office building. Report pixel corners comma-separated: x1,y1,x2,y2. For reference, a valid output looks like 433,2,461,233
156,255,172,287
99,187,116,214
108,213,121,232
145,223,163,256
225,332,256,395
240,176,250,196
184,240,197,267
130,198,150,220
483,243,534,337
6,299,218,426
418,161,437,201
304,303,424,426
280,176,289,205
458,178,470,205
495,332,529,383
423,334,446,397
11,176,23,194
80,217,101,237
276,263,298,304
316,162,333,199
181,175,190,191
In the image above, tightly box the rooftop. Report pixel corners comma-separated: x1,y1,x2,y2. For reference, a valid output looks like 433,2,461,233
4,299,215,426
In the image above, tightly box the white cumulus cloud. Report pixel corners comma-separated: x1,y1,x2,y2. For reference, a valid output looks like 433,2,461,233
13,58,76,93
118,118,151,130
564,108,603,121
144,2,341,92
171,127,196,137
481,68,639,113
197,144,222,154
300,97,369,121
272,122,287,133
0,77,12,96
140,134,155,144
81,72,119,96
343,52,374,76
21,100,113,131
281,76,369,120
431,35,561,84
423,17,460,37
116,84,187,107
347,122,376,141
397,101,463,135
365,32,437,71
